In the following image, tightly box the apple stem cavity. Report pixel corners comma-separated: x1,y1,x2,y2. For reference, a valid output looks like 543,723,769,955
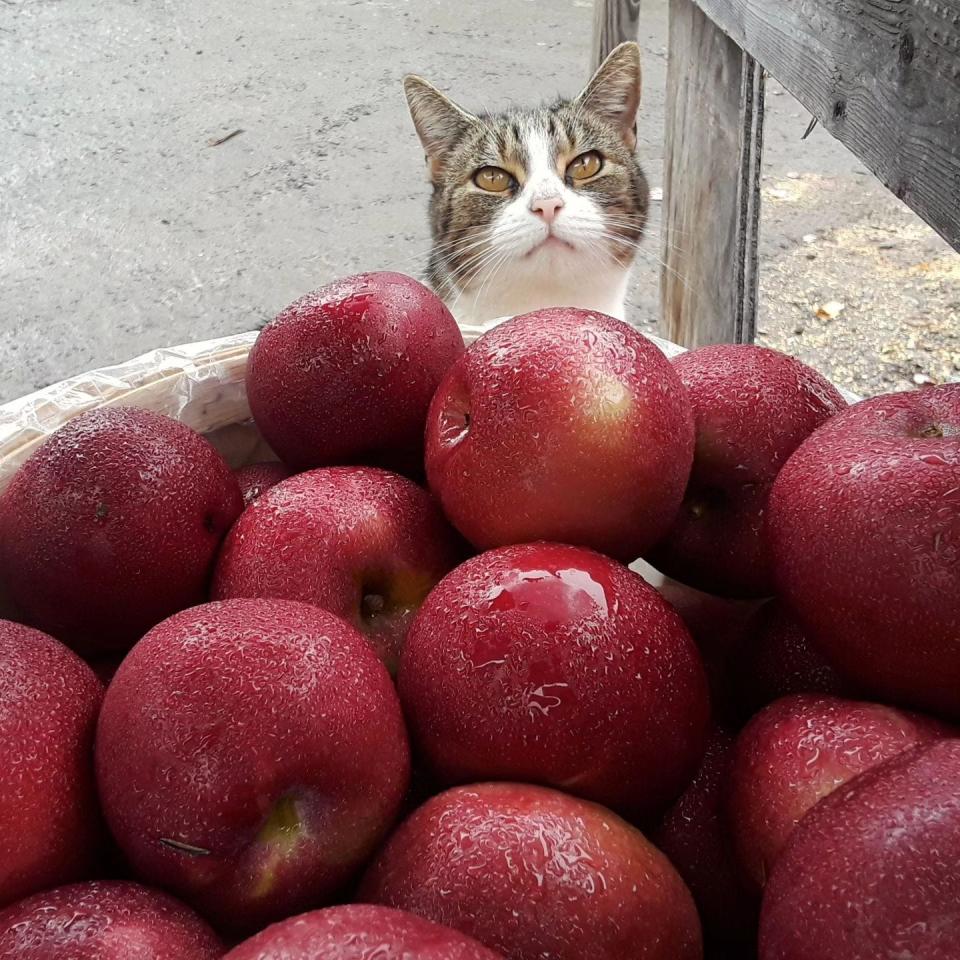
362,592,387,620
257,794,302,848
435,379,473,450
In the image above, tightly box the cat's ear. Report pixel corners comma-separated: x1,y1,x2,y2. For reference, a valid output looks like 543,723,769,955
575,42,642,149
403,75,480,178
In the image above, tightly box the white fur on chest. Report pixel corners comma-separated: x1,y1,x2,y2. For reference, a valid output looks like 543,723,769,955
450,259,630,326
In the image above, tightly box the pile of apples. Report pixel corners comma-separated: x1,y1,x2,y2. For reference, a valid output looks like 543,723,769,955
0,271,958,960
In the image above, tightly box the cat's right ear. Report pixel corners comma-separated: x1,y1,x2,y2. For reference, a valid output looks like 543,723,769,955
403,76,479,180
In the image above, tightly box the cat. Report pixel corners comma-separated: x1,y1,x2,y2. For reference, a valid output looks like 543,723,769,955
403,42,649,328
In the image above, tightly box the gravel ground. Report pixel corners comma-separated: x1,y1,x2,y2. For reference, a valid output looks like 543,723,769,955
1,0,957,403
756,162,960,398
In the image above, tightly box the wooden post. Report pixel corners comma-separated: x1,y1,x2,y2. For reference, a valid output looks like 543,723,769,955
679,0,960,254
592,0,641,70
660,0,764,347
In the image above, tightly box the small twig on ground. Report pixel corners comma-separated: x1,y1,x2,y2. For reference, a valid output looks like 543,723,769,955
207,128,244,147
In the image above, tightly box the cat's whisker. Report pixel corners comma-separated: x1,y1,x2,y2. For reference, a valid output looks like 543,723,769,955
447,246,505,310
450,243,503,285
584,229,691,288
384,231,495,275
471,249,513,316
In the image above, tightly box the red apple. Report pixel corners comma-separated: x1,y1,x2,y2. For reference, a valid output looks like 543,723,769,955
234,461,290,505
650,569,761,724
359,782,702,960
653,728,757,945
213,467,463,670
759,737,960,959
247,272,464,473
399,542,710,817
650,345,845,597
0,620,103,908
0,881,222,959
223,905,504,959
0,407,243,655
727,693,949,888
96,599,410,933
768,383,960,717
424,308,694,562
731,600,847,720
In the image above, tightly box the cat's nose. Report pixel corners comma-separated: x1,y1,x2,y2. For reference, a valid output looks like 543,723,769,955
530,195,564,223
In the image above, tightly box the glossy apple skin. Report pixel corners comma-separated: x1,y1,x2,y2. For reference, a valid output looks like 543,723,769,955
213,467,463,670
425,308,694,562
223,905,504,960
653,728,757,945
0,407,243,656
727,693,950,889
247,272,464,473
0,620,104,909
96,599,410,934
359,782,702,960
768,384,960,717
0,881,222,960
730,600,847,721
760,737,960,959
399,543,710,818
234,461,291,506
651,345,845,597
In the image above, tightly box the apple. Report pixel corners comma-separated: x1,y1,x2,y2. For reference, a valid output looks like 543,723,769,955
727,693,949,888
650,570,760,724
424,307,694,562
359,782,703,960
213,467,463,670
759,737,960,959
730,600,847,720
653,728,757,946
649,344,845,597
0,881,222,959
0,407,243,655
234,461,290,505
768,383,960,717
223,904,505,959
246,272,464,473
399,542,710,818
96,598,410,933
0,620,103,908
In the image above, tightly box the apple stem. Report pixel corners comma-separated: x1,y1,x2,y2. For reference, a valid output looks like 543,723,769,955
159,837,212,857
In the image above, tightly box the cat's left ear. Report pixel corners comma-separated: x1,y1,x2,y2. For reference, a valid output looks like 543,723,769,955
575,42,642,149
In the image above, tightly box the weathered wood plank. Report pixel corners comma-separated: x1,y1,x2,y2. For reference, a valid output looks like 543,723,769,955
661,0,765,347
591,0,642,70
690,0,960,251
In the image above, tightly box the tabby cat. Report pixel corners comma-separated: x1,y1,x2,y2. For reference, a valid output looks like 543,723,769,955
403,42,649,326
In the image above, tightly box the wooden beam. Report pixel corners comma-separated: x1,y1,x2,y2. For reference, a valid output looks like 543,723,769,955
689,0,960,252
661,0,765,347
591,0,641,70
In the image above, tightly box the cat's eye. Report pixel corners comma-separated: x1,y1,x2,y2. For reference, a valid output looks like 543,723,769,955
567,151,604,181
473,166,512,193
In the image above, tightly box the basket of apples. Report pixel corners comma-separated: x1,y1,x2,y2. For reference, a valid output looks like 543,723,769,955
0,271,958,960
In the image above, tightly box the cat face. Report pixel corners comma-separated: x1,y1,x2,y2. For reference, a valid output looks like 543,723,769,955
404,43,649,320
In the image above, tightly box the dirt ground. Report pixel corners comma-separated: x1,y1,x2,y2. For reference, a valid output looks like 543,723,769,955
2,0,957,403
